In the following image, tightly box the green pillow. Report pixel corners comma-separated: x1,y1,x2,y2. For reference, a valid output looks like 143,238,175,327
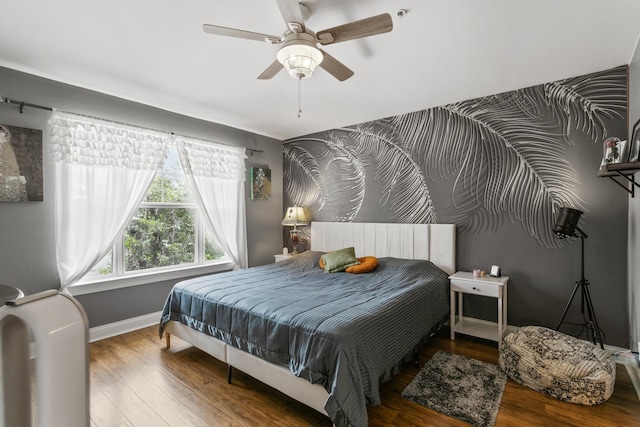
320,247,361,273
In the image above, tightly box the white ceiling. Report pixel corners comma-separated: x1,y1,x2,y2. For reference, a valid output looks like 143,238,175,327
1,0,639,140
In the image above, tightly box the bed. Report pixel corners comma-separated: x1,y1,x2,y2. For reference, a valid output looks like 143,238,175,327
160,222,455,427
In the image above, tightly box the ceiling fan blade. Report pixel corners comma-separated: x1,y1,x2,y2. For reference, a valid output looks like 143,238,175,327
203,24,279,43
317,13,393,45
319,50,354,81
275,0,305,30
258,60,283,80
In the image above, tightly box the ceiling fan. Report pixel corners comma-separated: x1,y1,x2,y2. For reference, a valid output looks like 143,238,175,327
202,0,393,82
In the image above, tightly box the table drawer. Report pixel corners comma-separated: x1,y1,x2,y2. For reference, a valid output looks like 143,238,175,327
450,279,501,297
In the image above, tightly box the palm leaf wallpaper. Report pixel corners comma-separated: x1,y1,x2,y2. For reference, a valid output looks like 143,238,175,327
283,65,630,346
283,65,627,250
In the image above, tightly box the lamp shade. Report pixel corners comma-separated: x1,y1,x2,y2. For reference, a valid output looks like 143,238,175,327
553,207,583,238
281,206,309,226
276,35,323,80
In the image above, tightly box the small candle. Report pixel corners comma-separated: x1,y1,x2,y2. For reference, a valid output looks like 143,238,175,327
473,269,481,278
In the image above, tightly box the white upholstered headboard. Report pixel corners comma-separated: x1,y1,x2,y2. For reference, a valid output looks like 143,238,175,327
310,222,456,275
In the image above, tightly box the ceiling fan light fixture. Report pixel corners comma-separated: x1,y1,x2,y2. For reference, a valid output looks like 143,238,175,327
277,37,323,79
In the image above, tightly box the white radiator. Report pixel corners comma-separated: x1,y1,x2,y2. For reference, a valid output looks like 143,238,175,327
0,290,89,427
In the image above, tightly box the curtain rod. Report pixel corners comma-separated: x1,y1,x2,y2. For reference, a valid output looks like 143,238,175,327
246,147,265,156
0,95,265,156
0,95,52,113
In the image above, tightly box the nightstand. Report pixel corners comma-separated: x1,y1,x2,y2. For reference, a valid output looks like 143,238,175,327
449,271,509,345
274,254,292,263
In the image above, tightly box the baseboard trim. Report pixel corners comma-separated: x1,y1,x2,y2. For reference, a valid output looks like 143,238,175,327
625,360,640,402
89,311,162,343
607,344,640,402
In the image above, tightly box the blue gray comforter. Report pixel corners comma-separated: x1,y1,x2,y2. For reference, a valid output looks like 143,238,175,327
160,251,449,427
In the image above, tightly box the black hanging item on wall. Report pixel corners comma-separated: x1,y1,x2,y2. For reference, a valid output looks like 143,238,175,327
553,207,604,349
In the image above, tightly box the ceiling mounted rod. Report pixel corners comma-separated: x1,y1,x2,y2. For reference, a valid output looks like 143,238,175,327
0,95,52,114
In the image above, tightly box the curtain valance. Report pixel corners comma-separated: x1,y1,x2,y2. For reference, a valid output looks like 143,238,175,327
176,136,247,181
49,110,248,179
49,110,169,169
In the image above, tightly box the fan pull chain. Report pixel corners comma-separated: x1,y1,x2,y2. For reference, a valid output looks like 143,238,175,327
297,75,302,118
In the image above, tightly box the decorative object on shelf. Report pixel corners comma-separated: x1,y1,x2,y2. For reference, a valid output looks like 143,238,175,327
601,136,626,165
629,118,640,162
250,167,272,200
552,207,604,349
281,206,309,254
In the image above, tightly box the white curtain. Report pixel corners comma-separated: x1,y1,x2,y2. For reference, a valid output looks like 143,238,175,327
49,110,169,290
176,136,248,269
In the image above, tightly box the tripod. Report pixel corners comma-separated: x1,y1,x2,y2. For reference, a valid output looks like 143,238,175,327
555,227,604,349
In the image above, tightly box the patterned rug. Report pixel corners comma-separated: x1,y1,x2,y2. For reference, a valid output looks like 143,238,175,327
402,351,507,427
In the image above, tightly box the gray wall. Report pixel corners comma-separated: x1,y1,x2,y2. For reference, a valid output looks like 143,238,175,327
284,66,630,347
0,66,284,327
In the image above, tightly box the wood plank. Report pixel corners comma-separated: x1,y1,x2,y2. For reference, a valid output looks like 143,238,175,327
100,382,170,427
90,386,128,427
150,398,208,427
90,325,640,427
144,367,242,426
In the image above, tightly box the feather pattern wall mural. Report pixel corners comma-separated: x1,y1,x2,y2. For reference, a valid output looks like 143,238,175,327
347,120,437,224
283,66,627,249
525,67,627,142
391,94,583,248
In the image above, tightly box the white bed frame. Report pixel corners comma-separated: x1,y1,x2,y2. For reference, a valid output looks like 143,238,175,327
163,222,455,417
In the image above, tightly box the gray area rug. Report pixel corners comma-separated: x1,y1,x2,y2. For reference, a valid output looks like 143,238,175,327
402,351,507,427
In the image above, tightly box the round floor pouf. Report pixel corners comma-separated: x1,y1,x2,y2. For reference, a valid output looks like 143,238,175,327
499,326,615,405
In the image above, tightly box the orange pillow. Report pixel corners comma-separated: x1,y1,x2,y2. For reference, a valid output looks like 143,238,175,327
319,257,325,269
345,256,378,274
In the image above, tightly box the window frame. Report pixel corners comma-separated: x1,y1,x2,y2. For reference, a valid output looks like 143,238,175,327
67,260,234,296
67,146,234,296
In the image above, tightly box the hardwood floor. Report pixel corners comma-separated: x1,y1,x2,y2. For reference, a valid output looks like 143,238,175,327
89,326,640,427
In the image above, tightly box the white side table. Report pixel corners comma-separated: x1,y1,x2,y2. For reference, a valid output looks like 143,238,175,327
449,271,509,346
274,254,292,263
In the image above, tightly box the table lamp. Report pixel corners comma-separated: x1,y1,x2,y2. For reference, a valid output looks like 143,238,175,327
281,206,309,254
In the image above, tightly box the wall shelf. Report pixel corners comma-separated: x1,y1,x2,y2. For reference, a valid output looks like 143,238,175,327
598,161,640,197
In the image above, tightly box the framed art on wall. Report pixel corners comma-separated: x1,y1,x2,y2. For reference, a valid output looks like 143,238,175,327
250,167,272,200
0,124,43,202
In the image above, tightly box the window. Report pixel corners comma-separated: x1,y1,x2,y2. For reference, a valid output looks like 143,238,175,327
51,110,247,295
83,146,226,280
